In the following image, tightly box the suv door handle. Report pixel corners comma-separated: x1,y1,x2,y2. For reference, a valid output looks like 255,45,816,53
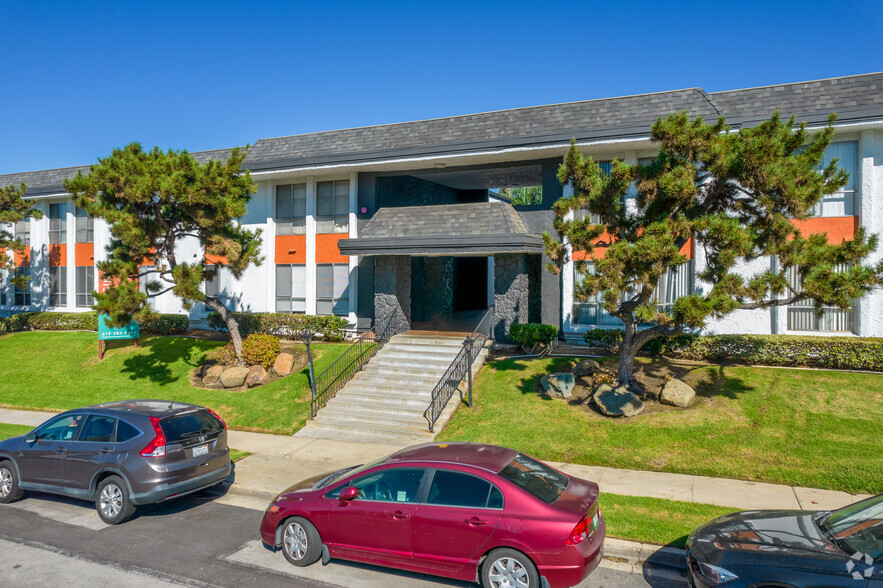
465,518,489,525
55,447,66,453
390,511,411,520
99,448,113,454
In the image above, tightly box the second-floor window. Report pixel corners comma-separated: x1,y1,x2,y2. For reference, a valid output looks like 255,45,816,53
76,207,93,243
811,141,857,217
15,217,30,245
49,203,67,245
316,180,349,234
276,184,307,236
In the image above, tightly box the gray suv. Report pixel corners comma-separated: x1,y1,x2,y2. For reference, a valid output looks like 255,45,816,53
0,400,232,524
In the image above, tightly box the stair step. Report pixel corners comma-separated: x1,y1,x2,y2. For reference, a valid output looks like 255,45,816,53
324,397,432,418
368,356,455,369
316,406,429,428
333,387,434,402
380,343,465,354
312,413,431,435
298,421,434,444
350,372,440,386
361,364,450,378
390,336,467,347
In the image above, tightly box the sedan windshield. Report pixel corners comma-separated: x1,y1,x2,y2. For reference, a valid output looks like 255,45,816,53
497,453,569,504
820,494,883,559
316,454,392,489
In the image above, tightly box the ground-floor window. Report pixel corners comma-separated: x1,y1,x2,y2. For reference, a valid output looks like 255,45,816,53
317,263,349,316
785,265,855,333
76,266,94,308
276,264,306,313
14,267,30,306
573,261,692,325
50,266,67,306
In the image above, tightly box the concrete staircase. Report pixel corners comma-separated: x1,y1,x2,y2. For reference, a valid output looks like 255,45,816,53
295,333,488,445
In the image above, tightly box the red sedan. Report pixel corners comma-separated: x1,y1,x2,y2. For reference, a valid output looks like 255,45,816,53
259,442,604,588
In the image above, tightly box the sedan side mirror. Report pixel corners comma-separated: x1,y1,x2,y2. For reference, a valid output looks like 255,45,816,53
339,486,359,502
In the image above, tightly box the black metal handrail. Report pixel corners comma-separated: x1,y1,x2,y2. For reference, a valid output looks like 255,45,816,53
423,306,494,432
309,309,402,419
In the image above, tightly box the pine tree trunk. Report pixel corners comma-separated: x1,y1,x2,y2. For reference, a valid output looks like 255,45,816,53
617,320,639,384
204,297,244,364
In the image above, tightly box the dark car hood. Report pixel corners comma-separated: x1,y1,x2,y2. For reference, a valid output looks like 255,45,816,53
689,510,846,564
0,435,25,451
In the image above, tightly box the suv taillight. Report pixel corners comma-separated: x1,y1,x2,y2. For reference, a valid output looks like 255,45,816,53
207,409,227,430
567,514,591,545
140,416,166,457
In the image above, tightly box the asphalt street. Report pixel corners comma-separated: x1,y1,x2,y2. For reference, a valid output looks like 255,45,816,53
0,487,687,588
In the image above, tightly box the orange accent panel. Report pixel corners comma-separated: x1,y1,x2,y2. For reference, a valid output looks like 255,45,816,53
275,235,306,264
790,216,858,244
97,271,114,294
75,243,94,266
204,254,228,264
14,249,30,267
316,234,348,263
48,244,66,267
573,235,694,262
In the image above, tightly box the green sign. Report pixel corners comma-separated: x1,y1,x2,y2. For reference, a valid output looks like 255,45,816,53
98,313,140,341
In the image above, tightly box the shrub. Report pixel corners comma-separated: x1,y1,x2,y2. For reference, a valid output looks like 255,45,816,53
207,312,349,342
0,311,189,335
509,323,558,349
583,328,696,355
138,313,190,335
241,333,281,368
213,342,238,365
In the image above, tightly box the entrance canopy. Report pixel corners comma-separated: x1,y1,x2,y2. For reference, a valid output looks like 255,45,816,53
338,201,544,256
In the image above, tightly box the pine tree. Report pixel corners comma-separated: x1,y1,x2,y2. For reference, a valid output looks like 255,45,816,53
1,183,43,290
64,144,261,362
546,112,883,383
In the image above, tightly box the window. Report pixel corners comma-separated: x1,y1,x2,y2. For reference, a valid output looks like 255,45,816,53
139,265,155,295
572,263,620,326
345,468,425,503
76,266,94,307
498,453,569,504
1,282,5,306
14,217,30,245
204,265,222,298
811,141,857,217
116,420,141,443
159,411,223,444
14,267,30,306
316,263,349,316
50,266,67,306
426,470,503,509
275,265,306,312
786,265,855,333
75,207,93,243
37,414,84,441
49,202,67,244
275,183,307,236
316,180,349,234
80,415,117,443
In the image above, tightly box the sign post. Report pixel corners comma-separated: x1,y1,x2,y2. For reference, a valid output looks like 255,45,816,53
98,313,140,360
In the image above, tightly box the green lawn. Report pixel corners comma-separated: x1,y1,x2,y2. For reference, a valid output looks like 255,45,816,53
0,423,32,441
0,331,350,435
601,493,733,547
438,357,883,494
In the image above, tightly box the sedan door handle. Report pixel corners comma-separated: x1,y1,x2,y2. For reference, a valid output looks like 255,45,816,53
390,511,411,520
55,447,67,453
465,518,489,525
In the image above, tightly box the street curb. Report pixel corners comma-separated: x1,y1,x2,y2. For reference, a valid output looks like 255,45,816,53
603,538,686,569
226,481,277,503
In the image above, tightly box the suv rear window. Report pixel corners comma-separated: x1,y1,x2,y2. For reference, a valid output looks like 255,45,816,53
160,411,223,444
497,453,569,504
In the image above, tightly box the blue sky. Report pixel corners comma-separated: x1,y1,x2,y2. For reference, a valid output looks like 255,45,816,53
2,0,881,175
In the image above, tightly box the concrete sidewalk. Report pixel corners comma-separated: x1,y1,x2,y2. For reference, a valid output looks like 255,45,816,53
0,407,871,512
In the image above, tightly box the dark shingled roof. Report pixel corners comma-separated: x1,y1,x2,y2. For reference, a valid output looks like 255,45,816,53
244,88,721,171
0,147,236,197
338,201,544,256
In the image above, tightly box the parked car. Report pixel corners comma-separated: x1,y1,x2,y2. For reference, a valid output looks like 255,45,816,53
259,442,604,588
0,400,232,524
686,493,883,587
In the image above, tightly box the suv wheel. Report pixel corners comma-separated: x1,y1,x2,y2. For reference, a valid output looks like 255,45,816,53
281,516,322,566
95,475,135,524
0,462,23,503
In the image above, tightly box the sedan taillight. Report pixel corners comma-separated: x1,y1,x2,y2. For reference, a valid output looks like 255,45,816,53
567,514,591,545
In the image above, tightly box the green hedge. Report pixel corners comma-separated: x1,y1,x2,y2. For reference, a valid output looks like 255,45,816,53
583,327,883,371
509,323,558,348
0,311,189,335
207,312,348,342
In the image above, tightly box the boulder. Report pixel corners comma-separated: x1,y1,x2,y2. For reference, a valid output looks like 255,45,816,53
540,373,575,399
246,365,267,387
220,366,249,388
572,359,601,377
594,384,645,417
660,378,695,408
203,364,225,386
273,352,295,376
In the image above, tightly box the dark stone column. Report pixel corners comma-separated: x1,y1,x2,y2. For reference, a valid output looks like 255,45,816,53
518,209,562,329
493,253,529,341
374,256,411,334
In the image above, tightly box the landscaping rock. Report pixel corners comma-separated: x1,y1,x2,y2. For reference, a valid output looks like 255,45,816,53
593,384,645,417
220,366,249,388
203,364,225,386
246,365,267,387
660,378,695,408
540,373,575,399
572,359,600,377
273,352,295,376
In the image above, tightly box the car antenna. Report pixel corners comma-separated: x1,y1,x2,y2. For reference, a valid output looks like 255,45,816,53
168,396,177,411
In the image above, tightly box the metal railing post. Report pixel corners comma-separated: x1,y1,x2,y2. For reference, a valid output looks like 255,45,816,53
464,337,473,408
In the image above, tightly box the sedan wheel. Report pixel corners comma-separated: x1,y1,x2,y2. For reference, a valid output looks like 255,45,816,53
280,516,322,567
95,475,135,524
0,463,23,503
482,548,539,588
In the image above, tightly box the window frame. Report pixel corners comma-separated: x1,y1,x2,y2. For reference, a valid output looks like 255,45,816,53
316,179,350,234
49,202,67,245
425,468,505,510
275,264,306,313
78,414,118,443
14,217,30,246
13,267,30,306
316,263,349,316
76,266,95,308
275,183,307,236
50,265,68,307
785,264,856,333
75,206,94,243
810,141,858,218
